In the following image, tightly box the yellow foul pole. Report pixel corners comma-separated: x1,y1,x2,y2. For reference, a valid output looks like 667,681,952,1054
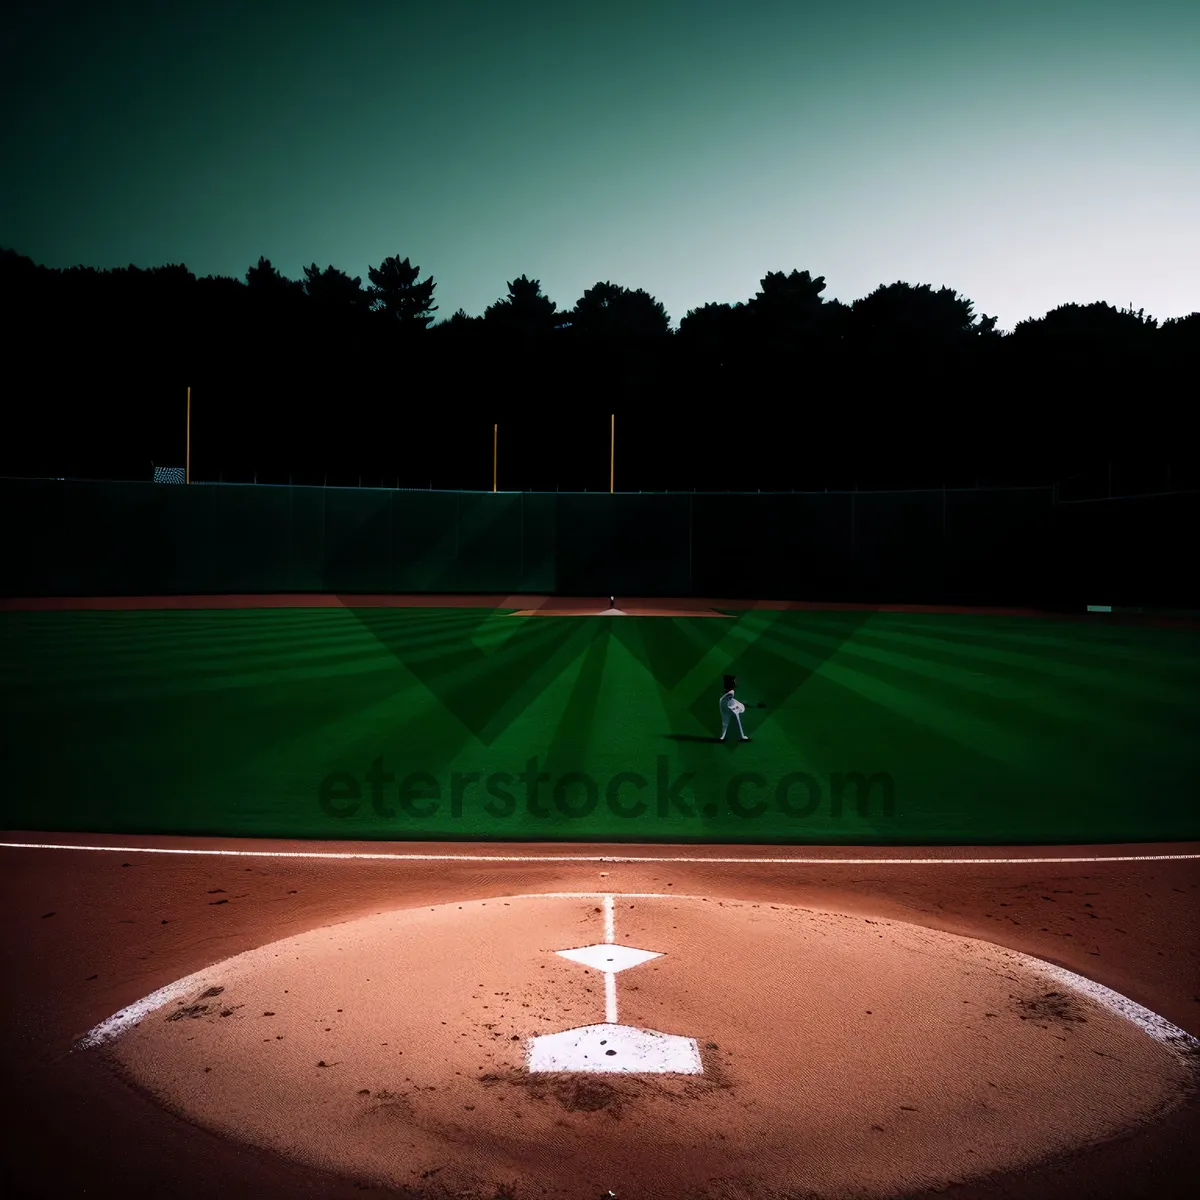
186,386,191,484
493,424,498,492
610,413,614,493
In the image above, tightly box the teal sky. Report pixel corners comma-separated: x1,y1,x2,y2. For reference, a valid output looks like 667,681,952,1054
3,0,1197,332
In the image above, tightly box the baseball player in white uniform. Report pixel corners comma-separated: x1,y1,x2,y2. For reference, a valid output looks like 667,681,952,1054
719,673,750,741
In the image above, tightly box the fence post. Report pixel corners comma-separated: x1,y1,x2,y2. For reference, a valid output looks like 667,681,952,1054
688,491,694,596
206,471,215,592
287,472,293,589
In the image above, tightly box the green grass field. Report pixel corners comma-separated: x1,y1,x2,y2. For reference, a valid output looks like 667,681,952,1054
1,606,1197,844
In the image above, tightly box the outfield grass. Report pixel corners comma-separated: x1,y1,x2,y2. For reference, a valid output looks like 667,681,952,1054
1,606,1197,843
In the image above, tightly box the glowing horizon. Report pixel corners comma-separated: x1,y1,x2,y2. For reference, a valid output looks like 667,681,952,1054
2,1,1196,333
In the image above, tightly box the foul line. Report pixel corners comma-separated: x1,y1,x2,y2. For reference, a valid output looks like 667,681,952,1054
3,842,1198,865
73,890,1200,1079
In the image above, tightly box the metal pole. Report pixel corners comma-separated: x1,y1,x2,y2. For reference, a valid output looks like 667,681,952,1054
493,424,497,492
688,491,693,596
186,386,191,483
610,413,615,493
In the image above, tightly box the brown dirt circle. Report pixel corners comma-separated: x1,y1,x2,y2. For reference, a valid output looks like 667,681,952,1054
99,893,1197,1200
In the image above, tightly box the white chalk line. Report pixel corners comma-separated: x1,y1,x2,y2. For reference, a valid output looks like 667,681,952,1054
5,841,1199,865
73,891,1200,1077
75,964,226,1050
602,894,618,1022
1000,950,1200,1067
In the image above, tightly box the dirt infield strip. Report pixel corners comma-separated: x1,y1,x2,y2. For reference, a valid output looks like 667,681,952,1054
86,891,1198,1200
2,593,1196,627
4,837,1199,1200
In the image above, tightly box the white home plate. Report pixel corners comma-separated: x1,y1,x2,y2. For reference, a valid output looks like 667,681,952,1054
529,898,701,1073
527,1023,703,1073
556,943,662,971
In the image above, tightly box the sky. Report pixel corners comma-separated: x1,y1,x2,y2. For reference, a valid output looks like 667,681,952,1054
3,0,1197,332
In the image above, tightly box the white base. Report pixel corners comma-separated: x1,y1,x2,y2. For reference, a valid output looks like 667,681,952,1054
555,943,662,972
527,1023,703,1073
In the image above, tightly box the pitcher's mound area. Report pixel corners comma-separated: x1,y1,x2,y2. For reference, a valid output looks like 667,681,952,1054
96,895,1197,1200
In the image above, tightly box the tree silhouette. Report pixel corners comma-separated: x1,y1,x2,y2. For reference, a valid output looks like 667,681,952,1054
195,273,245,298
1010,300,1159,342
677,299,751,345
245,256,303,298
434,307,482,331
1159,311,1200,348
739,269,861,371
366,255,437,329
567,281,670,339
483,274,558,336
0,248,41,329
1,240,1193,491
302,263,371,311
560,282,671,403
0,246,38,285
246,255,281,289
1007,301,1165,399
851,281,985,349
147,263,194,286
820,296,855,343
676,300,757,384
747,268,825,328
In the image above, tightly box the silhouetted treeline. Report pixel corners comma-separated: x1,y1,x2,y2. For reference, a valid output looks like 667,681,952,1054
2,247,1195,491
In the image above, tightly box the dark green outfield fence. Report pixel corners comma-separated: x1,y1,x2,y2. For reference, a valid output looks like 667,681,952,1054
1,477,1195,606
